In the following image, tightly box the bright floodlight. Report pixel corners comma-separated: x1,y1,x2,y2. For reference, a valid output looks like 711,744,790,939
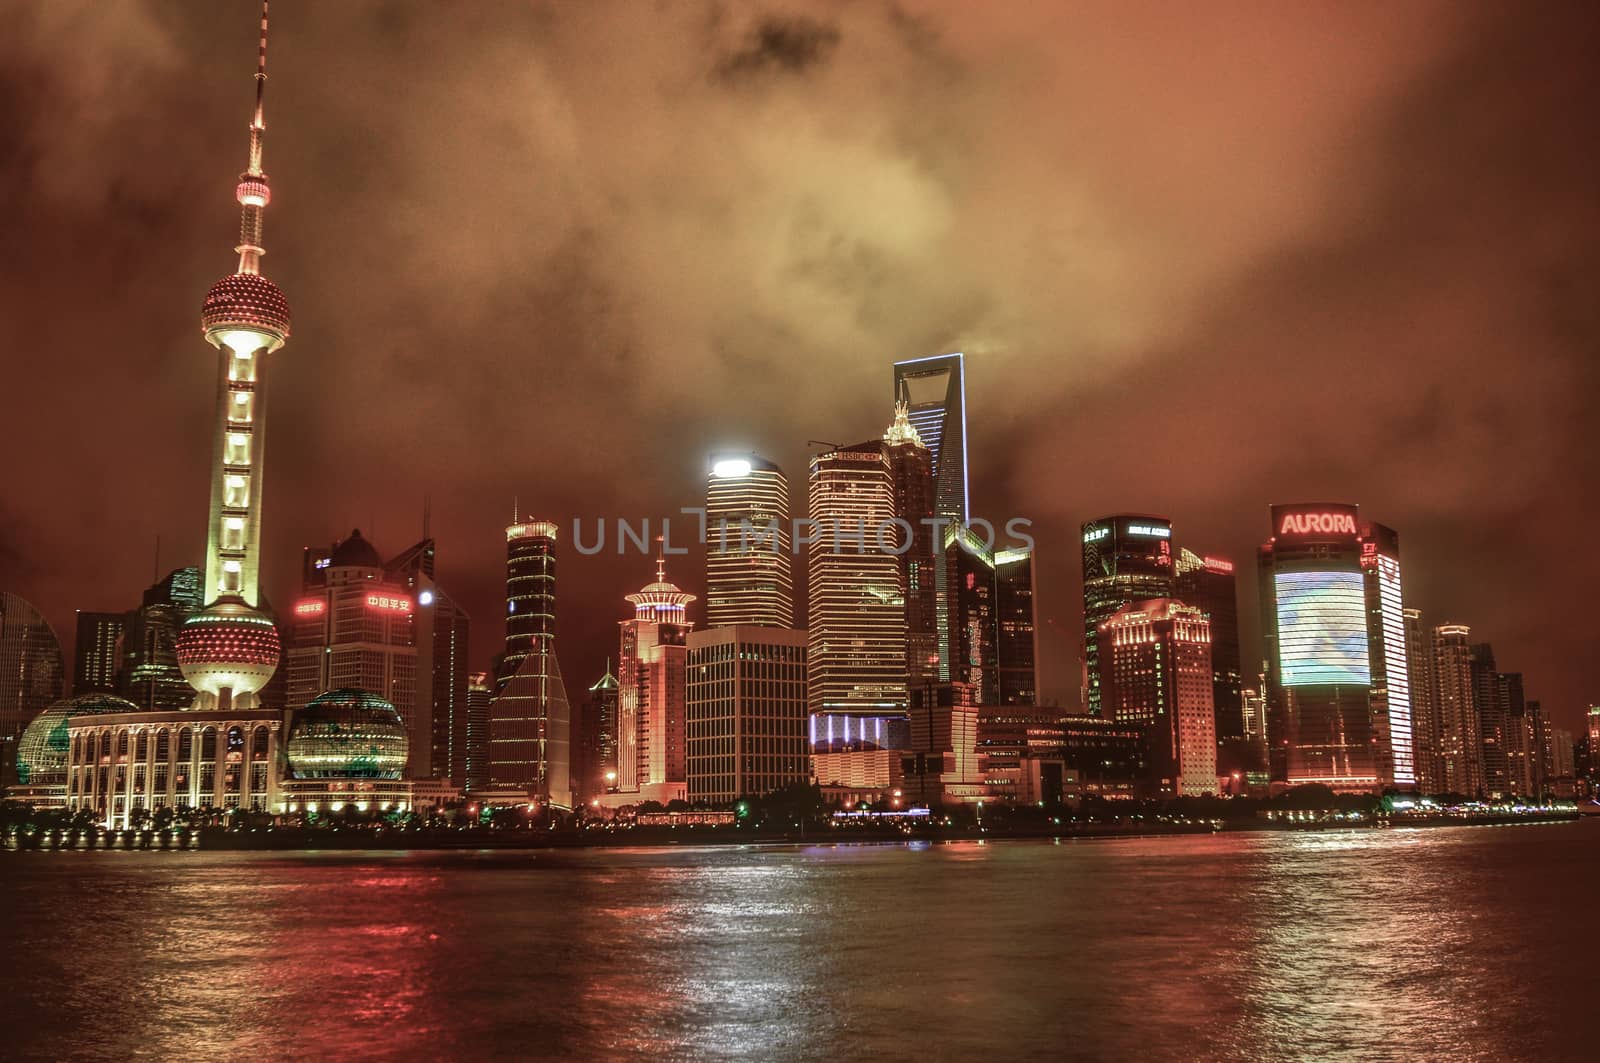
712,457,752,478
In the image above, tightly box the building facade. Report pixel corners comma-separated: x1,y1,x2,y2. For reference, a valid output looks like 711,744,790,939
704,454,794,628
1431,624,1483,796
1359,523,1416,789
1174,549,1243,745
1403,607,1442,792
615,556,695,803
490,519,571,806
1,592,66,748
1098,600,1217,796
1082,516,1174,716
882,402,939,687
72,612,125,696
685,626,809,806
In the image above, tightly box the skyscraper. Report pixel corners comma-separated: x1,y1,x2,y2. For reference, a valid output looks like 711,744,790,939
704,453,793,628
1470,643,1507,797
0,592,65,747
1174,549,1243,745
174,0,290,713
1432,624,1483,796
994,547,1039,706
1359,523,1415,789
118,568,203,714
72,611,124,696
386,536,471,782
892,353,968,524
1082,515,1174,716
807,444,907,717
686,626,809,805
1258,504,1376,789
1403,607,1441,792
490,519,571,806
577,664,619,803
1098,599,1217,796
882,402,939,686
945,524,997,704
616,554,695,802
464,671,493,793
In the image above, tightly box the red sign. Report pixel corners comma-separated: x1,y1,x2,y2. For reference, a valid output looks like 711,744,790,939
366,593,413,614
1278,511,1358,536
1360,541,1379,569
294,599,326,617
1203,557,1234,574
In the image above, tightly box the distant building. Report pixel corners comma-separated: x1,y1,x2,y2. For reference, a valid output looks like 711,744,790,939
807,444,906,717
1509,692,1544,799
704,454,794,628
1545,725,1576,782
1431,625,1483,796
1403,607,1441,792
575,664,619,804
882,402,940,686
386,536,471,782
1174,549,1243,747
0,592,65,752
686,626,809,806
1469,644,1509,797
1258,504,1376,790
72,612,125,696
994,548,1038,706
615,554,694,803
1082,515,1174,716
904,682,981,806
464,671,493,793
1098,600,1217,797
118,568,204,715
1359,523,1416,789
810,708,911,803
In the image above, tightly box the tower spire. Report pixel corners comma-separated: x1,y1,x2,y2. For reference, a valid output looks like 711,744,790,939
233,0,274,275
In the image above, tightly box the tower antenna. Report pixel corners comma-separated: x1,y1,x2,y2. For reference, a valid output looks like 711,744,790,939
232,0,274,275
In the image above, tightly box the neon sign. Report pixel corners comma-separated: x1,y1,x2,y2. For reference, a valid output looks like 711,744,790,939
365,594,413,614
1082,526,1109,544
293,599,326,617
1127,523,1171,538
1278,512,1357,536
1203,557,1234,574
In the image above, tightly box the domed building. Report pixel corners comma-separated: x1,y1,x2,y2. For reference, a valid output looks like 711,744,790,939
12,693,137,809
281,688,414,814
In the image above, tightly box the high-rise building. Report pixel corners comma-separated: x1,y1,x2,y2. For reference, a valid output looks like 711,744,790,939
686,626,809,806
1098,599,1217,796
1588,707,1600,773
465,672,493,793
386,536,471,782
1359,523,1415,789
1504,683,1541,799
894,354,968,686
1082,516,1175,716
616,554,695,802
994,547,1038,706
1174,549,1243,745
704,454,793,628
173,0,292,714
882,403,939,686
116,567,203,714
1469,643,1508,797
490,519,571,807
944,525,997,704
1431,624,1483,796
576,664,619,803
1546,725,1576,782
807,444,907,717
1403,607,1441,792
1258,504,1375,789
72,612,124,696
0,592,65,749
285,531,419,737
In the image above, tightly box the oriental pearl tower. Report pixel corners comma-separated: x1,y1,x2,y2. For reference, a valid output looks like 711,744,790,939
175,1,288,712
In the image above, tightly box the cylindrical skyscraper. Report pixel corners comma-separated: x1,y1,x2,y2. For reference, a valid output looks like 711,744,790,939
500,518,558,689
176,0,288,712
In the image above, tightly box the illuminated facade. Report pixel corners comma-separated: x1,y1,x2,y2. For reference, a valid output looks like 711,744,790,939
386,536,471,782
705,453,794,628
615,555,694,802
286,531,419,727
1174,549,1243,744
464,672,493,792
1431,624,1483,796
490,519,571,806
893,354,968,682
118,568,203,714
806,444,907,717
576,664,619,803
0,592,65,749
1403,607,1442,792
72,612,125,696
685,626,809,805
1259,504,1377,789
994,548,1038,706
1470,642,1509,797
882,403,939,686
1082,515,1174,716
1098,600,1217,797
1359,523,1415,788
12,694,137,808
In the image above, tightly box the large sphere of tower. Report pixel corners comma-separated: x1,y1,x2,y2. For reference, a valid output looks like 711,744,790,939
201,273,291,352
175,596,281,699
285,688,409,780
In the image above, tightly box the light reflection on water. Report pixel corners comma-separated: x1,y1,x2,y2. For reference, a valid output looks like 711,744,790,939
2,823,1595,1061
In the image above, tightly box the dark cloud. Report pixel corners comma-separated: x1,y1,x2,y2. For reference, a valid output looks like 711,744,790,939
0,0,1595,731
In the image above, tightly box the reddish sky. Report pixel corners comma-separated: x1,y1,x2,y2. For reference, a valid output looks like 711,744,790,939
1,2,1596,731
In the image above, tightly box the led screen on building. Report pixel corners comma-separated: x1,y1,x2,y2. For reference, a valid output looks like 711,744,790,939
1274,570,1371,687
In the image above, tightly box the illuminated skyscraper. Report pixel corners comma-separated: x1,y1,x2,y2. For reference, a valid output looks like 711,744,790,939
1359,523,1415,789
1098,599,1217,796
892,353,968,524
1082,515,1174,715
1258,504,1376,789
385,536,470,782
807,444,907,716
1470,642,1508,796
1403,607,1442,792
175,0,289,712
616,553,695,801
1431,624,1483,796
464,672,493,793
118,567,202,714
72,612,124,696
1588,707,1600,774
576,664,619,802
1175,549,1243,744
704,453,793,628
686,626,809,805
491,519,571,806
0,592,65,748
994,547,1038,706
882,403,939,686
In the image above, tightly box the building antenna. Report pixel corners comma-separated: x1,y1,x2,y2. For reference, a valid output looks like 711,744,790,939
233,0,273,275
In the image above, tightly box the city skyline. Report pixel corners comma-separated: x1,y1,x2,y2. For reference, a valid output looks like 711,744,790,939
1,3,1597,736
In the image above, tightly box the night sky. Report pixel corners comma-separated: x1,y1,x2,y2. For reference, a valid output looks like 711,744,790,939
2,2,1596,731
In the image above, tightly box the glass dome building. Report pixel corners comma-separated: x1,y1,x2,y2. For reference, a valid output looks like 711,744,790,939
15,692,138,787
285,688,409,780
